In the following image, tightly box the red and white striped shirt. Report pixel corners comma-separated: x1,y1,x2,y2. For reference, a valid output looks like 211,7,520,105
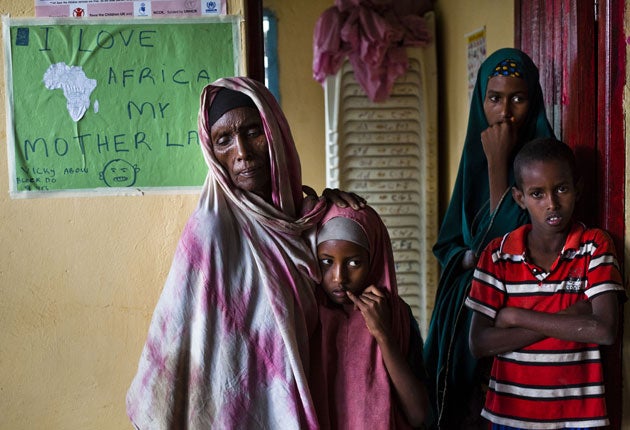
466,222,625,429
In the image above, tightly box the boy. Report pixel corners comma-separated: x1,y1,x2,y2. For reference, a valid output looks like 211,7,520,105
465,137,626,429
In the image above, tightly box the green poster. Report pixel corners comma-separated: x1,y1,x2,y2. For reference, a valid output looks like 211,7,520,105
3,16,242,197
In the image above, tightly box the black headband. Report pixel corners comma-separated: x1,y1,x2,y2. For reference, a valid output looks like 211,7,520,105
208,87,257,127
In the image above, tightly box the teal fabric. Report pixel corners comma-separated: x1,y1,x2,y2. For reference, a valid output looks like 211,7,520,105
423,48,555,428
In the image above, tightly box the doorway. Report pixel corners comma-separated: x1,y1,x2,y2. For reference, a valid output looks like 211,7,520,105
516,0,626,427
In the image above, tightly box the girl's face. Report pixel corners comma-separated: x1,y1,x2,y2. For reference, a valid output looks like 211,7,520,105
483,75,530,132
317,239,370,306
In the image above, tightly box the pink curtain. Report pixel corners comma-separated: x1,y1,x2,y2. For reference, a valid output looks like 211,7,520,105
313,0,432,102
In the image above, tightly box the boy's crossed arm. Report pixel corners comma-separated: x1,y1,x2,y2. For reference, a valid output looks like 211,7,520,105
469,292,619,358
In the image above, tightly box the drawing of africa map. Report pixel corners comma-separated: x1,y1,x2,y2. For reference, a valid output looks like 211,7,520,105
43,62,98,121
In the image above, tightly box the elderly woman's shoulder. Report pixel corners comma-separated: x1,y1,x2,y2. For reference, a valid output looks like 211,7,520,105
177,207,240,252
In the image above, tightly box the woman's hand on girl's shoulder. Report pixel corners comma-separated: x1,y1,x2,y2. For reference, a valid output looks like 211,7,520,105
322,188,366,209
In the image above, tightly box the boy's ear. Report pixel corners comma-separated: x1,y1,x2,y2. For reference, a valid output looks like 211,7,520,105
511,186,526,209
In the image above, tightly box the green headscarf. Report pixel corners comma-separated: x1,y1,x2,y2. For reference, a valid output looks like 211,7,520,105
424,48,555,428
436,47,554,266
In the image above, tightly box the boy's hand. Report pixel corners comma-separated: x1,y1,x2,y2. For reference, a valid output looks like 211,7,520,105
347,285,392,341
558,300,592,316
496,300,593,330
495,306,516,329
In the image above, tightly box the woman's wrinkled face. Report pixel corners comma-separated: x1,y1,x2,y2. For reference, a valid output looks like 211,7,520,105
483,75,530,132
210,106,272,202
317,239,370,306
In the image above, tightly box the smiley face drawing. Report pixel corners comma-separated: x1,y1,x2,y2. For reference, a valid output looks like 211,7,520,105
100,159,140,187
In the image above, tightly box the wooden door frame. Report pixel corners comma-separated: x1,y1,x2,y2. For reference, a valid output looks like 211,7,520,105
245,0,265,82
594,2,625,426
595,0,625,241
515,0,626,427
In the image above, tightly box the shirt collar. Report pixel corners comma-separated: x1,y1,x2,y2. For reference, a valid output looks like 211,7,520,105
500,221,585,258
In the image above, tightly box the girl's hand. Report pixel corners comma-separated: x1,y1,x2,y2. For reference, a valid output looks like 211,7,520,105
347,285,392,341
481,120,518,166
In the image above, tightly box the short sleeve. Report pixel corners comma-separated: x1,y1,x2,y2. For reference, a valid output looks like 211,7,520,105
585,229,626,300
465,240,506,320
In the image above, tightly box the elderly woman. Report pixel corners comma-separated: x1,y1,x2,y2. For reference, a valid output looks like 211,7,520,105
127,77,358,429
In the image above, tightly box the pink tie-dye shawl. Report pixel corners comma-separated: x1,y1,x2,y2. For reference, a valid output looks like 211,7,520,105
126,77,325,429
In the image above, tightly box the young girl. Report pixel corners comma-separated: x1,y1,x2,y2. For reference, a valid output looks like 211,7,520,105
309,204,429,429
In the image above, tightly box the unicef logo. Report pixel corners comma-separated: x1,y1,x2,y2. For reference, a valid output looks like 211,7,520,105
205,1,218,13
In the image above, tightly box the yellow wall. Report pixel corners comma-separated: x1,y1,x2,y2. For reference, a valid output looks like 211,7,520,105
0,1,241,429
433,0,515,202
263,0,333,192
0,0,328,427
